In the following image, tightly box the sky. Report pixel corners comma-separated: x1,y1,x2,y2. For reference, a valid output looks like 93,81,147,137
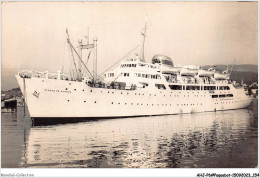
1,1,258,90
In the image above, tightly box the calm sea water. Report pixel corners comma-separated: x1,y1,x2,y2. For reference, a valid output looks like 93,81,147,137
1,99,258,168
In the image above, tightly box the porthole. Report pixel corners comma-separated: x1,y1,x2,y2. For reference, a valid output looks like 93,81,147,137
111,102,113,104
74,89,76,91
83,90,84,92
94,101,96,103
67,100,70,102
90,90,92,92
65,88,68,90
84,101,86,103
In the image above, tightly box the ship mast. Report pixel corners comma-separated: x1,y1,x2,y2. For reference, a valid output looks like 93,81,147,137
66,28,94,81
141,16,148,62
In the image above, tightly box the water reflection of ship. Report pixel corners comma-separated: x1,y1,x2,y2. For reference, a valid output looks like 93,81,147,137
23,109,251,168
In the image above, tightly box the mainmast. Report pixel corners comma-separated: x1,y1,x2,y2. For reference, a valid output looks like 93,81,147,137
93,37,98,82
140,16,148,62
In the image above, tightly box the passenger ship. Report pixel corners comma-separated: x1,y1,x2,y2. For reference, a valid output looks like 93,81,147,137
15,25,252,121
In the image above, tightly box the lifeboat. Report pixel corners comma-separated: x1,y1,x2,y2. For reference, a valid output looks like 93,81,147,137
180,68,198,76
161,66,181,74
214,73,229,80
198,70,214,77
162,68,181,74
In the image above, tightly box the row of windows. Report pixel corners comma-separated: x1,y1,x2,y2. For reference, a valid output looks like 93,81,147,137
168,85,230,91
219,86,230,90
121,64,137,68
135,73,161,79
212,94,233,98
119,73,162,79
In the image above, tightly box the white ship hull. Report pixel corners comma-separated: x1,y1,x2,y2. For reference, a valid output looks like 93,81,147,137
16,75,253,119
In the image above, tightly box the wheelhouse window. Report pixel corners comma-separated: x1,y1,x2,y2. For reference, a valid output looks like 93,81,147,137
169,85,182,90
212,95,218,98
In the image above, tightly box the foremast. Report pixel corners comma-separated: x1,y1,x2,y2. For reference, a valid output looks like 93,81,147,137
66,29,98,82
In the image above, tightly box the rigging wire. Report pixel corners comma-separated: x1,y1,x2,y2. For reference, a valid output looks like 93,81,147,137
99,45,140,77
91,70,109,84
68,41,79,80
68,41,94,79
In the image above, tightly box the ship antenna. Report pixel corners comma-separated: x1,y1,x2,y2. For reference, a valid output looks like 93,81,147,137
141,16,148,62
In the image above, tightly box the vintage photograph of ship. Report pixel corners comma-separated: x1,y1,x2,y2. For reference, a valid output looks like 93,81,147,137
2,2,258,169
